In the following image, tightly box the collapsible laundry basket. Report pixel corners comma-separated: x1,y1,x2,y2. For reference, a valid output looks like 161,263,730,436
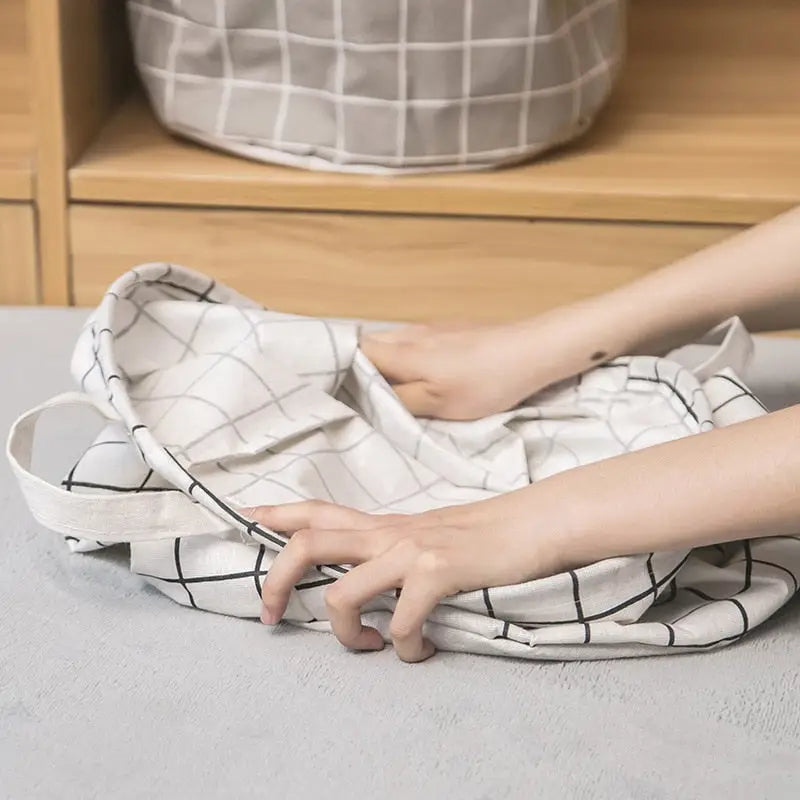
9,264,800,660
128,0,627,173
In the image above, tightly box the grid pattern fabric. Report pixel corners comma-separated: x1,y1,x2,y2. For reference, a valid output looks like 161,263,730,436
9,262,794,660
127,0,626,173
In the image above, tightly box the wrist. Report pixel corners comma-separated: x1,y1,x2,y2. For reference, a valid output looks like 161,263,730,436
517,463,627,572
505,295,654,394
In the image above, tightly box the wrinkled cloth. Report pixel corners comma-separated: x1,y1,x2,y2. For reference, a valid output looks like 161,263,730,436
11,263,800,660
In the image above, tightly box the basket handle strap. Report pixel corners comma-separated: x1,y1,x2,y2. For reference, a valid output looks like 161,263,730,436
689,316,754,381
7,392,235,543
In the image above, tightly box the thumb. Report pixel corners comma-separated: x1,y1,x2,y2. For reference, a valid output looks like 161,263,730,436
392,381,442,418
360,334,422,384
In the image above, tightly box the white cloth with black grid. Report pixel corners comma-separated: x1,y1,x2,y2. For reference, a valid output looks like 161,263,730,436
127,0,626,173
8,264,800,660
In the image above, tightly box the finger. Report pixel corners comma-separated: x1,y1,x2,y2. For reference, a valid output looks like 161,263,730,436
244,500,372,532
390,565,443,663
360,325,427,344
392,381,441,418
260,529,372,624
324,546,412,652
244,502,408,535
360,336,422,385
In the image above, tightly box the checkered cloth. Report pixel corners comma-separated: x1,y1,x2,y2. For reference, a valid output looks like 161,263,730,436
127,0,626,173
9,264,800,660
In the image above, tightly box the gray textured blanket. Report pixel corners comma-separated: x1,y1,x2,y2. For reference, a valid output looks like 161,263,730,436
2,308,800,799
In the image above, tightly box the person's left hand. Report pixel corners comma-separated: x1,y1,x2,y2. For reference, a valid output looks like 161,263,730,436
246,493,565,663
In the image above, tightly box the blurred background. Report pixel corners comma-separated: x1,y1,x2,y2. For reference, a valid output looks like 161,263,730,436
0,0,798,323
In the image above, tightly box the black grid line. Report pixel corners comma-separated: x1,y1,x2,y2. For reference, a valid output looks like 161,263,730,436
569,570,585,623
173,538,197,608
743,539,753,591
482,588,495,618
140,567,270,586
683,587,749,634
61,479,175,494
711,373,769,412
59,261,792,659
253,544,267,599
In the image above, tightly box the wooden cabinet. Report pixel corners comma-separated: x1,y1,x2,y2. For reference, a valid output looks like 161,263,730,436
7,0,800,316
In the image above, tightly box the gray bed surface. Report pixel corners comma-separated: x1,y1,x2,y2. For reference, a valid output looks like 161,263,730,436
2,307,800,800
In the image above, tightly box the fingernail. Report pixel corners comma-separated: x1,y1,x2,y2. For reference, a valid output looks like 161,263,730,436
362,330,397,343
241,505,272,517
359,627,385,651
260,606,279,625
420,639,436,662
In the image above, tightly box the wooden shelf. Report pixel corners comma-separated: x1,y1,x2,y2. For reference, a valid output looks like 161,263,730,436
69,0,800,225
0,0,33,200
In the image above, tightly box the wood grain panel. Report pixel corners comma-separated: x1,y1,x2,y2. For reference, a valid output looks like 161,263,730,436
27,0,70,304
70,204,738,321
0,0,33,200
0,203,38,305
59,0,133,166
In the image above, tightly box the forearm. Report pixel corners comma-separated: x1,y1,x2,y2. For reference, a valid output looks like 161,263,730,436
519,404,800,569
508,206,800,394
608,205,800,344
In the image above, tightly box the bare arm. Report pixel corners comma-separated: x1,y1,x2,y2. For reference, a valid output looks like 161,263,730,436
252,208,800,661
509,205,800,389
360,206,800,420
530,404,800,569
252,405,800,661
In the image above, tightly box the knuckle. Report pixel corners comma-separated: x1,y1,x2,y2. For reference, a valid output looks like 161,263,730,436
323,583,349,614
389,537,421,560
389,618,415,642
414,549,449,576
288,528,316,559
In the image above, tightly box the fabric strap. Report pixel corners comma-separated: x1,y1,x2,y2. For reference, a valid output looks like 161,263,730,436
678,316,754,380
6,392,234,543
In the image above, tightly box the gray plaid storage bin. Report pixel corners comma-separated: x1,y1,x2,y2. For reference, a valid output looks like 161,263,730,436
129,0,627,174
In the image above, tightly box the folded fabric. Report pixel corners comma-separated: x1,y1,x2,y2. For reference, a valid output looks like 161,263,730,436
9,264,800,660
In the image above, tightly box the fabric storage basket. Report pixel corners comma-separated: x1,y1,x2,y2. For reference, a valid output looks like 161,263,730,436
9,264,800,661
128,0,627,174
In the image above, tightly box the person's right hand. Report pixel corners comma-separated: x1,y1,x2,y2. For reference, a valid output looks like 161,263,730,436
359,319,569,421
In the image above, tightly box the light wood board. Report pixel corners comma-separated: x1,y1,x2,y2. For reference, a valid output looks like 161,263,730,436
0,203,38,305
70,204,738,321
0,0,33,200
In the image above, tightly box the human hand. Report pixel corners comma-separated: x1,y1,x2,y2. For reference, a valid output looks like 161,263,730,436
359,321,561,421
357,304,613,421
250,494,565,663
